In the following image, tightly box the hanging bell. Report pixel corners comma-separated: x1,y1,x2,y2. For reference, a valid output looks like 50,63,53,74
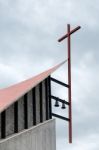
54,100,59,107
61,102,66,109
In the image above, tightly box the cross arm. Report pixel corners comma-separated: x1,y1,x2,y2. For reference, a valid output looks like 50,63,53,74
58,26,81,42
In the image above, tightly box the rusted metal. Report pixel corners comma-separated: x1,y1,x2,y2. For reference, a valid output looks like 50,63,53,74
58,26,81,42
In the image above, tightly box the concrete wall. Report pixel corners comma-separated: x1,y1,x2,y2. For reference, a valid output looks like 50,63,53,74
0,78,51,139
18,97,25,132
6,104,14,136
0,119,56,150
42,80,46,121
35,85,40,124
27,90,33,128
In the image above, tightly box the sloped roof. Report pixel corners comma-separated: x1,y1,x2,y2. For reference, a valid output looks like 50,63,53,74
0,60,66,113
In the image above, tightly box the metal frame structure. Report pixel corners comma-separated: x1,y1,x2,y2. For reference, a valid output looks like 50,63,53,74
0,24,81,144
50,24,81,143
58,24,81,143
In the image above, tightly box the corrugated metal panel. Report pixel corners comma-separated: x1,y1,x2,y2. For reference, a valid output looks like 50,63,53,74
0,60,66,113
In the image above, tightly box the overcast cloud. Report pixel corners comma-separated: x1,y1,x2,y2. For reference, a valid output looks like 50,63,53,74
0,0,99,149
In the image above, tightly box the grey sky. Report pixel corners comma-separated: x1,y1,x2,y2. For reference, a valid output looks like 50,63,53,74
0,0,99,149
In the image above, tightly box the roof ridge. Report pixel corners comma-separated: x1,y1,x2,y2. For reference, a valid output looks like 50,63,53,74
0,60,67,113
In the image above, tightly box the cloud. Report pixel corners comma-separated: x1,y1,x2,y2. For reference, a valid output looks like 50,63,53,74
57,133,99,150
0,0,99,149
0,63,23,88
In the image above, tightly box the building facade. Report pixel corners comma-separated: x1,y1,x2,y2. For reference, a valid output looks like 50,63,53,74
0,61,65,150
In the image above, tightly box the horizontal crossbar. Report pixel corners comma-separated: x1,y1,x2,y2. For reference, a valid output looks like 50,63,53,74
51,77,69,88
52,113,70,121
58,26,81,42
51,95,69,105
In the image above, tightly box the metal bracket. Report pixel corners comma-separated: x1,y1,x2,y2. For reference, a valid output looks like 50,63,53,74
52,113,70,121
50,95,69,105
51,77,69,88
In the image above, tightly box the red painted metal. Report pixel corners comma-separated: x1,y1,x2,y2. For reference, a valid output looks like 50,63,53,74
0,60,67,113
58,26,81,42
67,24,72,143
58,24,81,143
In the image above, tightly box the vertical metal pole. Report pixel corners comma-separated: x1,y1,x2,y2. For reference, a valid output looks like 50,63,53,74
58,24,80,143
67,24,72,143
